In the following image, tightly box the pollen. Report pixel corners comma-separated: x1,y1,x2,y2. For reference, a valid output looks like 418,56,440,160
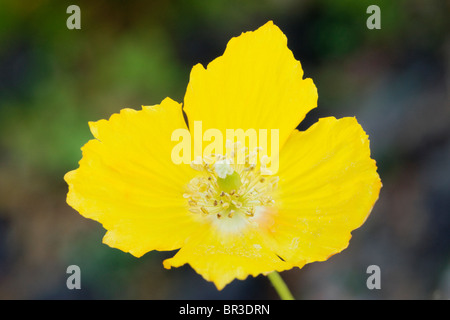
184,143,278,222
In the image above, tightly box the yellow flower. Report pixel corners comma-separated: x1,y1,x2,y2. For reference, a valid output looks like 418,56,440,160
65,21,382,290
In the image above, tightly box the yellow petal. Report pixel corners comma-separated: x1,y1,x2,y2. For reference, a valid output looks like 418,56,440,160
183,21,318,150
271,117,381,265
64,97,200,257
163,220,293,290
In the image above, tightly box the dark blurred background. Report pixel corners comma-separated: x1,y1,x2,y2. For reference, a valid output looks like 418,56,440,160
0,0,448,299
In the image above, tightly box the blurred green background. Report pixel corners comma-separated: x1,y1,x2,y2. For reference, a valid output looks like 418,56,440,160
0,0,448,299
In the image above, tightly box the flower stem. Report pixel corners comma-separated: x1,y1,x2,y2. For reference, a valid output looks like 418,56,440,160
267,271,295,300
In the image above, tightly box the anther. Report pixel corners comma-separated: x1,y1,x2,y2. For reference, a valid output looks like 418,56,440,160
200,207,209,214
246,207,255,216
231,200,242,208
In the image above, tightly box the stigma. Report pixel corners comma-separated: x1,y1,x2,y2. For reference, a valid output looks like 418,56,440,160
184,142,278,221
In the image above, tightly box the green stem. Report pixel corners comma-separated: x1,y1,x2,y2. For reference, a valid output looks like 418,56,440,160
267,271,295,300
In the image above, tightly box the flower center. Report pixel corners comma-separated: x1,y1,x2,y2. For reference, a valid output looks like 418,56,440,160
184,143,278,221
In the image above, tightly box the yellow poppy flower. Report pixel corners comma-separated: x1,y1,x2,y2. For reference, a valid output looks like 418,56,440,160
65,21,382,291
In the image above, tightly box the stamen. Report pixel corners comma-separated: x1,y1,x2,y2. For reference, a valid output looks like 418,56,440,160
184,142,277,222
